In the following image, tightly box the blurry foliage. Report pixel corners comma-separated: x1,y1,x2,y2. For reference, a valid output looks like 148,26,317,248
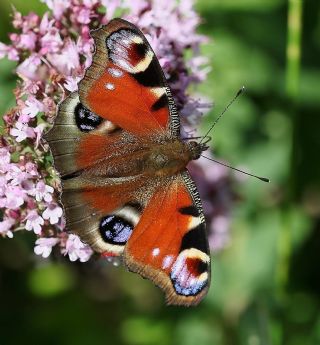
1,0,320,345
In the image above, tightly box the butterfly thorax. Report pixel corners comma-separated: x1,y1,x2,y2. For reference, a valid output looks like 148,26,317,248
144,139,205,177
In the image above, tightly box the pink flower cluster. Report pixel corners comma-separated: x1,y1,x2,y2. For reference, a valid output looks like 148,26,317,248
0,0,233,260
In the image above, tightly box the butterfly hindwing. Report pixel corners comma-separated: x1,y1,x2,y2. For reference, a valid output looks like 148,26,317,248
79,18,180,137
62,189,142,256
124,171,210,306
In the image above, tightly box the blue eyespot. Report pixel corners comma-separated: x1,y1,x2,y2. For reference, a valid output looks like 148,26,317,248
75,103,102,132
99,215,133,245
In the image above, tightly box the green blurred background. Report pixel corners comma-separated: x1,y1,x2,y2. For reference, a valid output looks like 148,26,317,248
0,0,319,344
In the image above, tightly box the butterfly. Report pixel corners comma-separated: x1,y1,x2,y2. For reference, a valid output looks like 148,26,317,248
45,18,211,306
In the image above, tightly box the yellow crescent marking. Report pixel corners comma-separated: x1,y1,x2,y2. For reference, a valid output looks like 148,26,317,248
151,87,166,98
182,248,210,263
131,49,154,73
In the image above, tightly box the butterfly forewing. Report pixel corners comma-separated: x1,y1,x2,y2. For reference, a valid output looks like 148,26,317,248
79,18,180,137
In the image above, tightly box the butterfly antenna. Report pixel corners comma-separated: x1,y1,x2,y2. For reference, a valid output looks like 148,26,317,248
201,155,270,183
200,86,245,144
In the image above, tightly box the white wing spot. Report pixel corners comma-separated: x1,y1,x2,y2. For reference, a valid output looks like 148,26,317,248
105,83,115,90
107,68,123,78
152,248,160,257
162,255,173,269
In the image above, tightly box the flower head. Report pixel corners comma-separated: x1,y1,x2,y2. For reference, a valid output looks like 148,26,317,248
0,0,233,261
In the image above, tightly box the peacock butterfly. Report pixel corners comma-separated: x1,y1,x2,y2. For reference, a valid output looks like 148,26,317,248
45,18,211,306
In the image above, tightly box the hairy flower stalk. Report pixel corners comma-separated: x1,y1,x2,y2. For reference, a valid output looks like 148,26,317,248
0,0,233,261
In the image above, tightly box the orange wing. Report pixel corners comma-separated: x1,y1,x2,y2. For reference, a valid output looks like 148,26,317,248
124,171,210,306
79,18,180,137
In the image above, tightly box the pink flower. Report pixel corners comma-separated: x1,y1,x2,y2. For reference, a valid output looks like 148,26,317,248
42,0,71,19
39,13,52,34
12,10,23,29
76,36,92,56
77,8,91,24
40,27,63,54
187,56,210,82
10,122,35,142
63,234,93,262
122,0,148,17
21,179,35,194
83,0,99,6
180,99,211,127
25,162,39,176
47,39,80,75
25,210,44,234
34,237,59,258
0,42,7,59
64,76,81,92
16,55,42,80
42,203,63,224
21,97,45,119
0,42,19,61
102,0,121,21
31,181,54,202
198,155,229,183
0,217,15,238
22,80,42,95
21,12,39,32
209,215,231,251
0,175,7,194
2,186,25,209
34,124,46,148
19,32,37,50
0,148,11,173
5,165,30,186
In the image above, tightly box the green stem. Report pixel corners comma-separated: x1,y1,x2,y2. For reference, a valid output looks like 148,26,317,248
276,0,303,301
276,207,292,301
285,0,303,100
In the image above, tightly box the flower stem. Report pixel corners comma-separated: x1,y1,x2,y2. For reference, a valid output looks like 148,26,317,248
285,0,303,100
276,0,303,300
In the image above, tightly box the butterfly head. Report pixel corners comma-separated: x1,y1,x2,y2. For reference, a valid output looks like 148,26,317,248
186,141,209,160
